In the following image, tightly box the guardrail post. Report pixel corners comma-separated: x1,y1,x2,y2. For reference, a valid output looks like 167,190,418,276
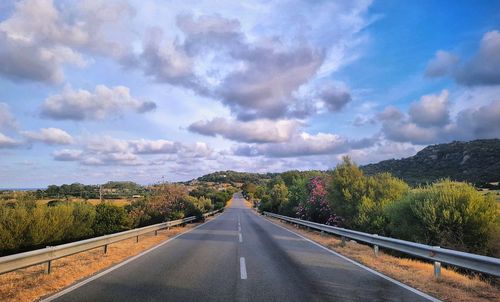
45,260,51,274
155,230,158,236
341,236,346,247
434,261,441,280
320,230,324,236
373,234,379,257
136,235,139,243
103,244,108,254
433,246,441,280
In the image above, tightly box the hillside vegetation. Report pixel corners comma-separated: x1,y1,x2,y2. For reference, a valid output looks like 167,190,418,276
361,139,500,186
0,183,236,256
242,157,498,257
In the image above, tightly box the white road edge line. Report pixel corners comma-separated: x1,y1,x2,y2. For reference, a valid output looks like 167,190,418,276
262,216,441,302
240,257,247,279
239,233,243,243
41,213,223,302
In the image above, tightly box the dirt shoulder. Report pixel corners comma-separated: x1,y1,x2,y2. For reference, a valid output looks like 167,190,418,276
0,219,211,302
263,215,499,302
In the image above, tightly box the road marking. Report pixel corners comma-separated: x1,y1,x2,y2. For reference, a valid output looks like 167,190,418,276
239,233,243,243
238,226,241,232
41,214,223,302
240,257,247,279
262,216,440,302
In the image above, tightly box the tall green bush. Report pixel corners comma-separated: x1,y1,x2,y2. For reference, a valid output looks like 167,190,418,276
93,203,130,236
385,180,496,254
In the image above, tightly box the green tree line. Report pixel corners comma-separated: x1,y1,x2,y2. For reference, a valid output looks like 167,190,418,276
0,184,235,256
246,157,497,256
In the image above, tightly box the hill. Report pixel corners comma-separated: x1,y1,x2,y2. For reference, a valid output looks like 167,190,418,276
361,139,500,186
196,170,277,183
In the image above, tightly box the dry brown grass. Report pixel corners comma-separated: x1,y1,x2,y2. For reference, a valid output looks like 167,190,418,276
0,220,207,302
266,217,500,302
243,199,253,208
226,196,234,208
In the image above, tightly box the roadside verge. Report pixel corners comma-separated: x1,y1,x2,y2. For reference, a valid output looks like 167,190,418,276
0,216,217,302
262,214,499,302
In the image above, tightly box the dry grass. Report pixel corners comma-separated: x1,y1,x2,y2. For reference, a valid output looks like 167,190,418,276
225,196,234,208
0,220,207,302
243,199,253,208
266,217,500,302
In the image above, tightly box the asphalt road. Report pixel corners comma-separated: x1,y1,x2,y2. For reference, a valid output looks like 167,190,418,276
47,193,437,302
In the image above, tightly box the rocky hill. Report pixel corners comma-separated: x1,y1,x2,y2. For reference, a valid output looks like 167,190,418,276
361,139,500,186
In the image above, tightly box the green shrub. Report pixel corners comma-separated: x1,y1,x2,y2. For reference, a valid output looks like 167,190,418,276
93,203,130,236
68,202,96,239
0,203,30,251
385,180,496,254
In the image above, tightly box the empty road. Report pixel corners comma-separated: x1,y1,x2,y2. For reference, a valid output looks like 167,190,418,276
47,193,438,302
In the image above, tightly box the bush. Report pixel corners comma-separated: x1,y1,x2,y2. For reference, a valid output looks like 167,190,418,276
0,203,30,251
28,204,74,245
297,177,341,225
385,180,496,254
68,202,96,239
93,203,130,236
357,173,409,234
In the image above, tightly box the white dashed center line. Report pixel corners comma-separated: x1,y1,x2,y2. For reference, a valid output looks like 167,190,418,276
239,233,243,243
240,257,247,279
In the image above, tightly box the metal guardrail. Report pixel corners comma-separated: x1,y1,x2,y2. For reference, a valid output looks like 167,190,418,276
264,211,500,279
0,208,223,275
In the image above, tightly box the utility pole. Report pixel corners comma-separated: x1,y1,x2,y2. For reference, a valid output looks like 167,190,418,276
99,185,103,202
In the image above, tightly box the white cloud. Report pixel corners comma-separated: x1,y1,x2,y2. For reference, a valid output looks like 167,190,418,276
125,1,372,121
0,103,18,130
234,132,376,157
0,132,22,148
425,31,500,86
188,118,302,143
22,127,73,145
380,89,500,144
50,135,215,167
40,85,156,120
52,149,83,161
317,85,352,112
0,0,134,84
341,141,421,165
457,30,500,86
130,139,179,154
409,90,450,127
425,51,459,77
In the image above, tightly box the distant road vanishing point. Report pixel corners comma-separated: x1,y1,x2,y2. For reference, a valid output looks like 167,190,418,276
45,193,438,302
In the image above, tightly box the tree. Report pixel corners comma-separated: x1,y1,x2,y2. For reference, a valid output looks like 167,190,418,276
327,157,366,228
285,177,308,217
270,182,289,213
242,182,257,200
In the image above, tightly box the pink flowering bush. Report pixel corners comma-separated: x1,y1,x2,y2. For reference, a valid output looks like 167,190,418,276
296,177,341,226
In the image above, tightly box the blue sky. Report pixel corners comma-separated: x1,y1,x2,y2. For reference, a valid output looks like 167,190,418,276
0,0,499,187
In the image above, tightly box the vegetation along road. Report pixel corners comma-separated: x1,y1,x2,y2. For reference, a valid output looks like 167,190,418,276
45,193,436,302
